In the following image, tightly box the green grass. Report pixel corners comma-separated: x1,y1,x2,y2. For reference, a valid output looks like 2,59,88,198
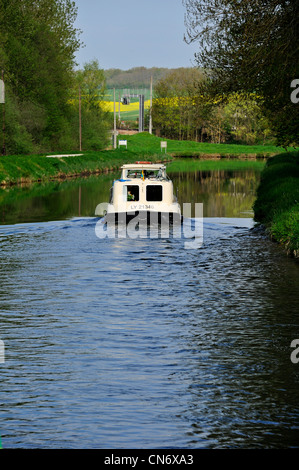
166,159,266,173
0,139,170,186
253,151,299,257
120,132,287,158
119,109,140,121
105,88,150,121
0,132,290,187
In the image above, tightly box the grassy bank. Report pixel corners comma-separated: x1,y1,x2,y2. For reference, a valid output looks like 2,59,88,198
0,141,170,186
165,158,266,173
0,132,288,186
253,151,299,258
121,133,286,158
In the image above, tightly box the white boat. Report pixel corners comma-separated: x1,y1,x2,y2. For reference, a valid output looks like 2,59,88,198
104,161,181,224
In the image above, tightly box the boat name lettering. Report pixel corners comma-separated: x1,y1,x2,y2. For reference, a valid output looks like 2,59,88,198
130,204,155,210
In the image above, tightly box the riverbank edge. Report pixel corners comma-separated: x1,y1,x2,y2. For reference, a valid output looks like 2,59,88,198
0,150,173,187
253,151,299,259
0,152,271,188
0,132,285,187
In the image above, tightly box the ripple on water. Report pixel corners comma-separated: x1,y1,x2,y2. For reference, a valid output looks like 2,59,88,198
0,216,299,448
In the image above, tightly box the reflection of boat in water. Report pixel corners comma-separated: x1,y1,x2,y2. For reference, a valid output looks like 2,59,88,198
104,162,181,224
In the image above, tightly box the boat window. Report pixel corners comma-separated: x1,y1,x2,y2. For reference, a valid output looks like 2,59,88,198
127,185,139,201
126,168,168,180
127,170,143,179
146,185,163,202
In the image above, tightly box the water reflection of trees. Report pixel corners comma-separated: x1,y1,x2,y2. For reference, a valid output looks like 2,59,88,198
0,169,261,224
0,173,118,225
170,170,260,217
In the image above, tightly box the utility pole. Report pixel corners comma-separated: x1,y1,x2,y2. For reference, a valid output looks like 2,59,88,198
113,88,117,149
1,70,5,156
79,85,82,151
149,76,153,134
139,94,144,132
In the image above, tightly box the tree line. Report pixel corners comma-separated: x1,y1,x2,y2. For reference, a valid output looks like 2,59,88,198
151,68,274,145
0,0,297,154
104,67,172,89
0,0,111,155
183,0,299,148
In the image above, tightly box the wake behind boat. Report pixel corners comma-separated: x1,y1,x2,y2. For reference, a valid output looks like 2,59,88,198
103,162,181,224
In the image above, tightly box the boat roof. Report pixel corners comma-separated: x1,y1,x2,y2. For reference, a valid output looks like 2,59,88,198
121,163,166,170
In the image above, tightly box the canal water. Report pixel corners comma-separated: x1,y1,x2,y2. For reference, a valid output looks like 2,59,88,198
0,160,299,449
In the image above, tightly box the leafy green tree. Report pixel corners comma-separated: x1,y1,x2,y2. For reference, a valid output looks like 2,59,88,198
76,60,106,110
70,60,111,150
1,85,36,155
183,0,299,147
221,93,274,145
0,0,82,152
152,67,273,144
152,68,207,140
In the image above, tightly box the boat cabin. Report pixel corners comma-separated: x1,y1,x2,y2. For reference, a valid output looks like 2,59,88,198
105,162,181,224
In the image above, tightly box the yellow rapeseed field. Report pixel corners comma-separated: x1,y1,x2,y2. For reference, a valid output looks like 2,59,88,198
152,92,262,108
69,92,262,113
101,100,151,112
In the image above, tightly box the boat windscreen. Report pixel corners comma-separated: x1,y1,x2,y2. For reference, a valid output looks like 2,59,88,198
127,169,167,180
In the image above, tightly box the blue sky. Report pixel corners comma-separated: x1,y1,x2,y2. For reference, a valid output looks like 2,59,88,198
73,0,198,70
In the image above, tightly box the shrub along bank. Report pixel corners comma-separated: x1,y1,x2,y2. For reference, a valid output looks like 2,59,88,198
253,151,299,258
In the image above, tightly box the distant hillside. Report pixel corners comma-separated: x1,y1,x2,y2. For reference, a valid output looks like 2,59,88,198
104,67,189,89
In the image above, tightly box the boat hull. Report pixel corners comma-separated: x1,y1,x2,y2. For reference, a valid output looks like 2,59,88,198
104,210,182,226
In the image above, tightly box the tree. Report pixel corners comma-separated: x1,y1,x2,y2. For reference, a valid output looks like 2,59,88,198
71,60,110,150
221,93,274,145
152,68,207,140
183,0,299,147
152,67,272,144
76,60,106,110
0,0,82,151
